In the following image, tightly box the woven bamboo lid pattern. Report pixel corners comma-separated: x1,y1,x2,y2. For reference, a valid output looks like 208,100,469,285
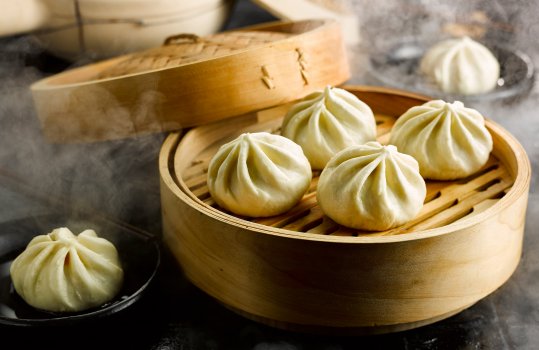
31,20,350,143
97,31,291,79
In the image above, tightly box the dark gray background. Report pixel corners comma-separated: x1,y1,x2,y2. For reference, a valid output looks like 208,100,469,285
0,0,537,349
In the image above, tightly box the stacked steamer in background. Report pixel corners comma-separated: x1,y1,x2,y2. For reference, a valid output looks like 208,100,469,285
29,19,530,334
0,0,235,60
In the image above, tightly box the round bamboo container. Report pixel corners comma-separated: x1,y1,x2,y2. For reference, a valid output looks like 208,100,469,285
30,19,349,143
159,86,531,334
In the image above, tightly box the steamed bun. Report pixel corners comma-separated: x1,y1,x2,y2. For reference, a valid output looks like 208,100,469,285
420,36,500,95
317,141,426,231
389,100,493,180
207,132,312,217
10,228,123,312
281,86,377,169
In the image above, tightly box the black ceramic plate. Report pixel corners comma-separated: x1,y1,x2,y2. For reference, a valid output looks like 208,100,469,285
369,39,535,102
0,214,160,326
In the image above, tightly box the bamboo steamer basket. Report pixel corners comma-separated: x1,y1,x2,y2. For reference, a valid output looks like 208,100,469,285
159,85,531,335
30,19,349,143
0,0,234,60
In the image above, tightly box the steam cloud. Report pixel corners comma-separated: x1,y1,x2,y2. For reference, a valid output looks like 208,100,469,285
0,36,166,233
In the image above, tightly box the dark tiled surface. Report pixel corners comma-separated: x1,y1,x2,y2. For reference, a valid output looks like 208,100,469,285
0,1,538,349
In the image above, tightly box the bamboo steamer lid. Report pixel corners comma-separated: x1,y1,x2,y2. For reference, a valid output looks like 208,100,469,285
159,86,531,334
31,19,350,143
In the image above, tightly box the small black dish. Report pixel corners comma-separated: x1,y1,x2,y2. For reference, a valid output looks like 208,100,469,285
0,214,160,326
369,38,535,102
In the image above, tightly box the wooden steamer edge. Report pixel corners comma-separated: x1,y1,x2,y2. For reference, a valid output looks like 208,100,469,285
159,86,531,334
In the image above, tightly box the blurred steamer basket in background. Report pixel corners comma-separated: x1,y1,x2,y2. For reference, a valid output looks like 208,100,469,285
0,0,234,60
